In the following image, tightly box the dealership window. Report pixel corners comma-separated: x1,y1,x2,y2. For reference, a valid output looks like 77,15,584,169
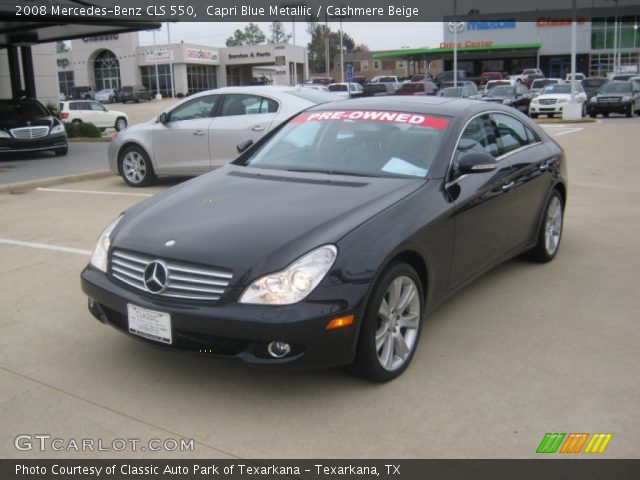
94,50,121,90
590,52,640,77
360,60,368,71
481,60,504,73
187,65,217,94
510,58,537,74
592,16,640,50
140,65,173,97
396,61,405,69
373,60,381,70
58,71,74,97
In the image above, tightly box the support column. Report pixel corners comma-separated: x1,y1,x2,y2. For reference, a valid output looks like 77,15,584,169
7,46,22,98
20,46,36,98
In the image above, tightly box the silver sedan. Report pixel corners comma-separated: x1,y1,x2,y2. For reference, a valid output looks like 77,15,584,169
108,86,340,186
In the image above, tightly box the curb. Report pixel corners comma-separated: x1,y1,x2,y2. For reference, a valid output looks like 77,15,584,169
0,170,113,194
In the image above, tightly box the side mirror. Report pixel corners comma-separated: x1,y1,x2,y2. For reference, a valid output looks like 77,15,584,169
158,112,168,124
237,138,254,153
456,152,498,175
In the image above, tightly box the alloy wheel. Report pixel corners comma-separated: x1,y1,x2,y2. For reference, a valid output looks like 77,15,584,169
544,196,563,256
375,276,421,371
122,151,148,184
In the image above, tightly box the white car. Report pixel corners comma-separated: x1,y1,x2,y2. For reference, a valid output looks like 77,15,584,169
328,82,364,99
530,78,563,97
482,79,515,96
565,73,586,82
529,83,588,118
60,100,128,131
508,68,544,83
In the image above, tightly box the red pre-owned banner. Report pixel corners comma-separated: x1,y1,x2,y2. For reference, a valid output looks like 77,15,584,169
291,111,450,130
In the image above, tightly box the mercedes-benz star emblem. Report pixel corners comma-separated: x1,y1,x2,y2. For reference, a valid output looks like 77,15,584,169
143,261,168,294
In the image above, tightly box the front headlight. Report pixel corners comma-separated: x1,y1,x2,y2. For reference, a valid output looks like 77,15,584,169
239,245,337,305
590,97,597,103
557,98,569,104
90,215,123,272
502,98,513,105
0,130,10,138
50,123,65,135
622,96,632,102
531,98,539,104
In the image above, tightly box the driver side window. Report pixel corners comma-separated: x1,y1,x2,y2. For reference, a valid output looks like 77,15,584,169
168,95,218,122
455,115,499,164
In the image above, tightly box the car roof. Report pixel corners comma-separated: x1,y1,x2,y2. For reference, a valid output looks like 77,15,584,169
305,95,495,117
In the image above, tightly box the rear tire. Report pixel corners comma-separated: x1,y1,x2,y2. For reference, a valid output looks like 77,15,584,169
349,262,424,382
528,190,564,263
530,113,539,119
589,112,597,118
603,112,609,118
119,145,156,187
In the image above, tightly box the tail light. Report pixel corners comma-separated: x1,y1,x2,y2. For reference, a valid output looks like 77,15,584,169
61,112,69,119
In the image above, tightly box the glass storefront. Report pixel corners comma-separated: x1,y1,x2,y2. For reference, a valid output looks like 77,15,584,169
140,64,173,97
590,52,640,77
187,64,217,94
94,50,121,90
58,71,74,97
592,17,640,49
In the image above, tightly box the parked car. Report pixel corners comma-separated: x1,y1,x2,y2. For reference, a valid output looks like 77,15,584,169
0,98,67,155
351,76,368,85
406,74,434,83
611,74,637,81
588,80,640,118
529,83,588,118
565,73,586,82
119,85,153,103
439,81,479,95
523,73,545,88
361,83,397,97
434,70,467,87
483,84,532,113
59,100,129,131
479,71,504,86
308,77,332,86
629,76,640,93
396,81,438,96
438,85,479,99
328,82,364,99
481,79,515,96
95,88,119,103
369,76,401,92
297,84,330,92
109,86,341,186
508,68,544,83
82,96,567,381
530,78,563,97
581,78,609,100
69,86,95,100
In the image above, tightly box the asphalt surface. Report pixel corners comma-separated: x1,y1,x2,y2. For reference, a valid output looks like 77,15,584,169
0,117,639,459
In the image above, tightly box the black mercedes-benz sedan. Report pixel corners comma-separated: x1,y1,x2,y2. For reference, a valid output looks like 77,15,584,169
82,97,567,382
0,98,68,155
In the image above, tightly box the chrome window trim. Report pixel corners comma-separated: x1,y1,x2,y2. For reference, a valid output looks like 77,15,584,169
446,110,543,185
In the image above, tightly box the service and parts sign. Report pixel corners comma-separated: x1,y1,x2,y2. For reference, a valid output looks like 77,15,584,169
186,47,219,62
292,110,450,130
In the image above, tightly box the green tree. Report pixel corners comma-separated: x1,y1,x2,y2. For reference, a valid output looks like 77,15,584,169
226,23,266,47
268,21,291,44
55,41,69,53
306,24,356,74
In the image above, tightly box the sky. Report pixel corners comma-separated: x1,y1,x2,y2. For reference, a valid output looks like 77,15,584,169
137,22,444,51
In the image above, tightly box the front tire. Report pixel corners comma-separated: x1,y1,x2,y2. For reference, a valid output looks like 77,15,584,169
350,263,424,382
626,105,633,118
530,113,539,119
119,146,156,187
528,190,564,263
115,117,127,131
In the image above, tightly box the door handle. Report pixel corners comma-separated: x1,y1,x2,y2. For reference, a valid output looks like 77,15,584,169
502,181,515,191
193,130,206,136
251,126,266,132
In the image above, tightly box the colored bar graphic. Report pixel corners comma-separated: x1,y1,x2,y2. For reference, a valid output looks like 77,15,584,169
584,433,613,453
537,433,566,453
559,433,589,453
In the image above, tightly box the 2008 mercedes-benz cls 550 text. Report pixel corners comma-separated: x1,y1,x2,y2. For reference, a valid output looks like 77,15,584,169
82,96,567,382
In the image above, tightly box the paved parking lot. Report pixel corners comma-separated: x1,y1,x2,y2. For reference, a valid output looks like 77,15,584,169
1,118,639,459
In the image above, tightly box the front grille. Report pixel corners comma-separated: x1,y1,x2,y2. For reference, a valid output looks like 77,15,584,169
10,126,49,139
110,249,233,302
599,97,621,103
538,98,558,105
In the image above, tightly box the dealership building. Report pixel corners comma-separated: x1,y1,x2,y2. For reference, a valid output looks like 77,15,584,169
56,32,308,98
365,18,640,79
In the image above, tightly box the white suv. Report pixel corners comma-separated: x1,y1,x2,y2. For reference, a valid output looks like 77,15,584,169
59,100,128,131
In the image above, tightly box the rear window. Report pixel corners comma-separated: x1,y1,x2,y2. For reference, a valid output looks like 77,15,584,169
287,90,342,104
328,84,348,92
242,110,450,179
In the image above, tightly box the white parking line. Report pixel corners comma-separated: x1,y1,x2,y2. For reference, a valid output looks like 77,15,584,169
0,238,91,256
553,128,583,137
36,187,153,197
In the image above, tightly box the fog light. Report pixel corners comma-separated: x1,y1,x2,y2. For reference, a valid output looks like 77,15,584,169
267,341,291,358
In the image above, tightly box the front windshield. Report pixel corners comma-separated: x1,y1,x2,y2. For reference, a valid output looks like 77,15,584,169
600,82,632,94
328,84,348,92
488,86,516,97
541,84,572,95
0,99,49,117
242,110,450,179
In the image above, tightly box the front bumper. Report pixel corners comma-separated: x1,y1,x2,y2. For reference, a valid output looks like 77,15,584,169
81,266,365,369
0,133,67,153
588,101,632,114
529,103,569,115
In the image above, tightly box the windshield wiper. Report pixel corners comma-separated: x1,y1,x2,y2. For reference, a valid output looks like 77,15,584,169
285,168,375,178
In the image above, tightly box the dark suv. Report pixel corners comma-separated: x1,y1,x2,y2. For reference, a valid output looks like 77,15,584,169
119,85,153,103
0,98,67,156
69,86,95,100
588,81,640,117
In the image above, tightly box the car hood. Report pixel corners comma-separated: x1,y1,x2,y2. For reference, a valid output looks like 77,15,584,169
113,165,426,285
536,94,575,100
0,115,55,130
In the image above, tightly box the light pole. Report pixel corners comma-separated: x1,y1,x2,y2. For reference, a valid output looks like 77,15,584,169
570,0,577,103
339,18,344,82
292,20,297,85
152,29,161,99
166,22,175,99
